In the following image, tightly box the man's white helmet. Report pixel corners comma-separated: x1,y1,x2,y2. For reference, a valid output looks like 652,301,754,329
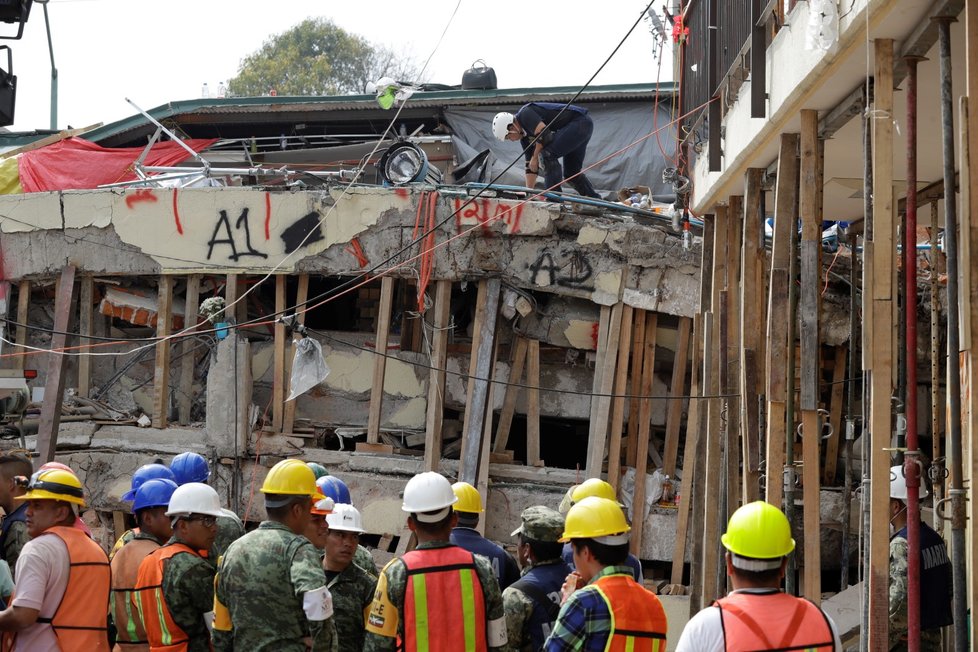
890,464,930,501
166,482,224,517
326,503,366,533
401,472,458,522
492,112,515,141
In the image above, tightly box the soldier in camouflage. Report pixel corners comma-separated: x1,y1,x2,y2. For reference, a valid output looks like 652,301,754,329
213,460,336,652
503,506,571,652
0,454,34,576
323,504,376,652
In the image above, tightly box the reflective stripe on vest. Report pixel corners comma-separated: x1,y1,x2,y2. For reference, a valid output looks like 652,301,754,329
592,574,667,652
715,592,836,651
110,537,160,646
134,542,199,652
402,546,488,652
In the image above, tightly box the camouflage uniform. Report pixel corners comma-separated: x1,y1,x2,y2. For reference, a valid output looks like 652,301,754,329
356,544,379,575
364,540,507,652
889,536,943,652
160,538,216,652
325,561,377,652
213,521,336,652
0,504,29,576
212,512,245,561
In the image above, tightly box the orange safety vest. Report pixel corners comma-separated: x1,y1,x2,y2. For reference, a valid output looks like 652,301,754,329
591,573,668,652
110,536,160,651
401,545,488,652
2,525,111,652
133,542,205,652
714,591,836,651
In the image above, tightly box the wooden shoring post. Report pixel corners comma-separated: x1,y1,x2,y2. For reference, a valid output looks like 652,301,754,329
766,133,800,508
178,274,201,425
629,313,658,556
587,307,612,447
607,305,634,489
224,274,243,324
867,37,895,649
37,265,76,464
459,279,502,484
493,335,529,454
526,339,542,467
741,169,766,502
77,275,93,397
662,317,691,477
626,309,648,467
799,108,822,603
587,296,626,478
14,280,29,370
929,202,943,533
423,280,452,471
152,275,175,429
364,276,395,448
272,275,287,432
476,339,499,535
725,195,744,517
282,274,309,434
822,345,847,485
671,312,702,585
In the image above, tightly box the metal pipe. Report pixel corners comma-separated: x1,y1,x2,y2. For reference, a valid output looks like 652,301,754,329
936,18,967,651
40,1,57,130
903,56,922,652
784,194,799,596
929,201,943,535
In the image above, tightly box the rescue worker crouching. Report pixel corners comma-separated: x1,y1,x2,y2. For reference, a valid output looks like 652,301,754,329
364,471,508,652
0,467,111,651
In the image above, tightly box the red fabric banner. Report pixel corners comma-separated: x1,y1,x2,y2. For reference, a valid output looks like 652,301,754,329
17,137,219,193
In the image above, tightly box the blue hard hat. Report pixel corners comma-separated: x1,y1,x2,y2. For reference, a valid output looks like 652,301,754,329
132,478,179,513
316,475,351,504
170,452,210,486
122,464,176,501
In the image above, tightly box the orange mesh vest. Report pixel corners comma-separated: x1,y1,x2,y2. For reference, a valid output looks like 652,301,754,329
110,536,160,651
591,574,668,652
401,546,488,652
714,592,836,651
134,543,202,652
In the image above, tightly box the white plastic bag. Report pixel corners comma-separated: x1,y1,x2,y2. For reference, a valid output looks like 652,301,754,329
287,337,330,401
619,468,665,523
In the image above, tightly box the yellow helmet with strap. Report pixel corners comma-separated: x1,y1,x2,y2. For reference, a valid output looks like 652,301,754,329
17,468,86,507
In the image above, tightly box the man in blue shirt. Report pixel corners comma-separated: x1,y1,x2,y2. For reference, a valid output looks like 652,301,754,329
492,103,601,199
449,481,520,590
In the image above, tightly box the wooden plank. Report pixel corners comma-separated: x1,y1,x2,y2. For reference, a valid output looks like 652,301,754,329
671,312,703,585
37,265,76,464
607,305,634,489
178,274,201,425
152,275,174,429
801,408,821,603
424,280,452,471
587,300,626,477
272,275,287,432
476,339,499,535
77,276,93,397
493,336,529,453
626,309,648,467
224,274,241,324
799,109,821,409
282,274,309,434
526,339,542,467
741,169,766,502
14,280,29,371
662,317,690,477
725,195,744,518
700,312,722,604
113,511,126,541
459,279,502,484
629,313,658,556
587,306,612,446
822,346,847,485
366,276,395,445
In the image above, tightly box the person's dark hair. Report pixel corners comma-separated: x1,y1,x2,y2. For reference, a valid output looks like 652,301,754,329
265,494,309,520
135,506,165,529
456,512,479,529
410,511,455,535
570,538,628,566
519,534,563,561
730,564,784,585
0,453,33,481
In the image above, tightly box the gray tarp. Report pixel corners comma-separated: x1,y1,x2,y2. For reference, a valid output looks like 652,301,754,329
444,101,678,200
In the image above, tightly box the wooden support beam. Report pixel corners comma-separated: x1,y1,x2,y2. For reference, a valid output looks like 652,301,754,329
14,280,29,370
671,312,702,585
272,275,287,432
493,336,529,454
526,339,542,467
178,274,201,425
152,275,174,429
741,169,766,502
282,274,309,434
365,276,395,447
868,38,895,649
476,339,499,535
629,313,658,557
224,274,243,324
662,317,691,477
725,195,744,517
77,276,93,397
587,307,611,446
587,300,626,477
822,346,847,485
424,280,452,471
459,279,502,484
626,309,648,467
37,265,76,464
607,305,634,489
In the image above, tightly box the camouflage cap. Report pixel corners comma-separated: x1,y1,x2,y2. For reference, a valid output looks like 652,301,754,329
511,505,565,542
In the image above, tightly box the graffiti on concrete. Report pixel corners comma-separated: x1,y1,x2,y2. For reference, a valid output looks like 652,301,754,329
529,249,594,290
206,208,269,261
453,198,524,236
125,189,158,209
281,212,326,254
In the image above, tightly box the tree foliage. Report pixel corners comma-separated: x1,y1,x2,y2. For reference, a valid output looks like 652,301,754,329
228,18,424,97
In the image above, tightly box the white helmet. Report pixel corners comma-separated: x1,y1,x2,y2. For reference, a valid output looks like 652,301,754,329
492,112,515,141
402,472,458,522
326,503,366,533
166,482,224,517
889,464,930,501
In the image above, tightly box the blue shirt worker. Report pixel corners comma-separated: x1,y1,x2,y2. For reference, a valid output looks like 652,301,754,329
559,479,643,583
450,481,520,591
492,103,600,199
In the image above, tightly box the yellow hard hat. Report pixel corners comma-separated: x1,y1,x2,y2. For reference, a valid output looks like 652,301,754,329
721,501,796,563
17,469,86,507
559,496,630,544
452,481,484,513
260,459,317,497
571,478,617,504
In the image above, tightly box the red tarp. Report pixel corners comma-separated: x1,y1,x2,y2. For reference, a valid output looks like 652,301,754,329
17,136,219,193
